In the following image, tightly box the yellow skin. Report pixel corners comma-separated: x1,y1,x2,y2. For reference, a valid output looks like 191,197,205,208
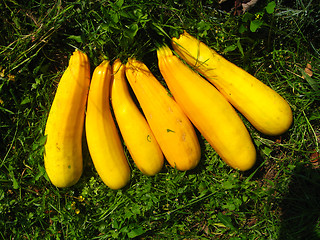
125,58,201,171
85,60,130,190
157,45,256,171
44,50,90,188
110,59,164,176
172,31,293,136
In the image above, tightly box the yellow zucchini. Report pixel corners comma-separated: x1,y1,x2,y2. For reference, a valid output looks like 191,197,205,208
110,59,164,176
44,50,90,188
157,45,256,171
125,58,201,171
172,31,293,136
85,60,130,190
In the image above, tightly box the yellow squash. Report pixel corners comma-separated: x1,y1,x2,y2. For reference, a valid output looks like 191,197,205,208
85,60,130,190
157,45,256,171
110,59,164,176
44,50,90,188
125,58,201,171
172,31,293,136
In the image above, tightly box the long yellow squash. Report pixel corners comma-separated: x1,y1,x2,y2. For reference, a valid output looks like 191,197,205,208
157,45,256,171
172,31,293,136
125,58,201,171
44,50,90,188
110,59,164,176
85,60,130,190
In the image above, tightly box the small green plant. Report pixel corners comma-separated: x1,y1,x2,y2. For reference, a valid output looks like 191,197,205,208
239,1,276,33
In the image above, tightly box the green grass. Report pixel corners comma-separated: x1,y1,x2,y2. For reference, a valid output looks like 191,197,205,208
1,0,319,239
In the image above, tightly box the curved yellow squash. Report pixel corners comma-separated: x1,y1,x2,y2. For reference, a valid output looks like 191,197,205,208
110,59,164,176
44,50,90,188
85,60,130,190
157,45,256,171
125,58,201,171
172,31,293,136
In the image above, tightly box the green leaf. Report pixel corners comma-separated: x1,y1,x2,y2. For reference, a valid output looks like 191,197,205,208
301,68,319,92
112,218,119,229
234,198,243,207
250,19,264,32
217,212,236,230
127,227,146,238
12,175,19,189
238,24,247,34
110,11,119,23
67,35,83,43
242,12,253,23
223,202,236,211
237,39,244,56
39,135,47,146
266,1,276,14
134,9,148,26
131,205,141,215
115,0,124,8
196,20,211,31
124,23,139,39
35,164,46,181
111,230,120,238
262,146,272,156
101,23,109,31
223,44,237,54
20,97,31,105
242,195,248,203
221,181,234,189
0,189,4,201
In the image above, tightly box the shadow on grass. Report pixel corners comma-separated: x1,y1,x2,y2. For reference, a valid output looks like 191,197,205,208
279,164,320,240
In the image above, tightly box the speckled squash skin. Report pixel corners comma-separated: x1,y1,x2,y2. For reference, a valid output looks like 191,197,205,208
125,58,201,171
85,60,131,190
157,45,256,171
44,50,90,188
111,59,164,176
172,31,293,136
